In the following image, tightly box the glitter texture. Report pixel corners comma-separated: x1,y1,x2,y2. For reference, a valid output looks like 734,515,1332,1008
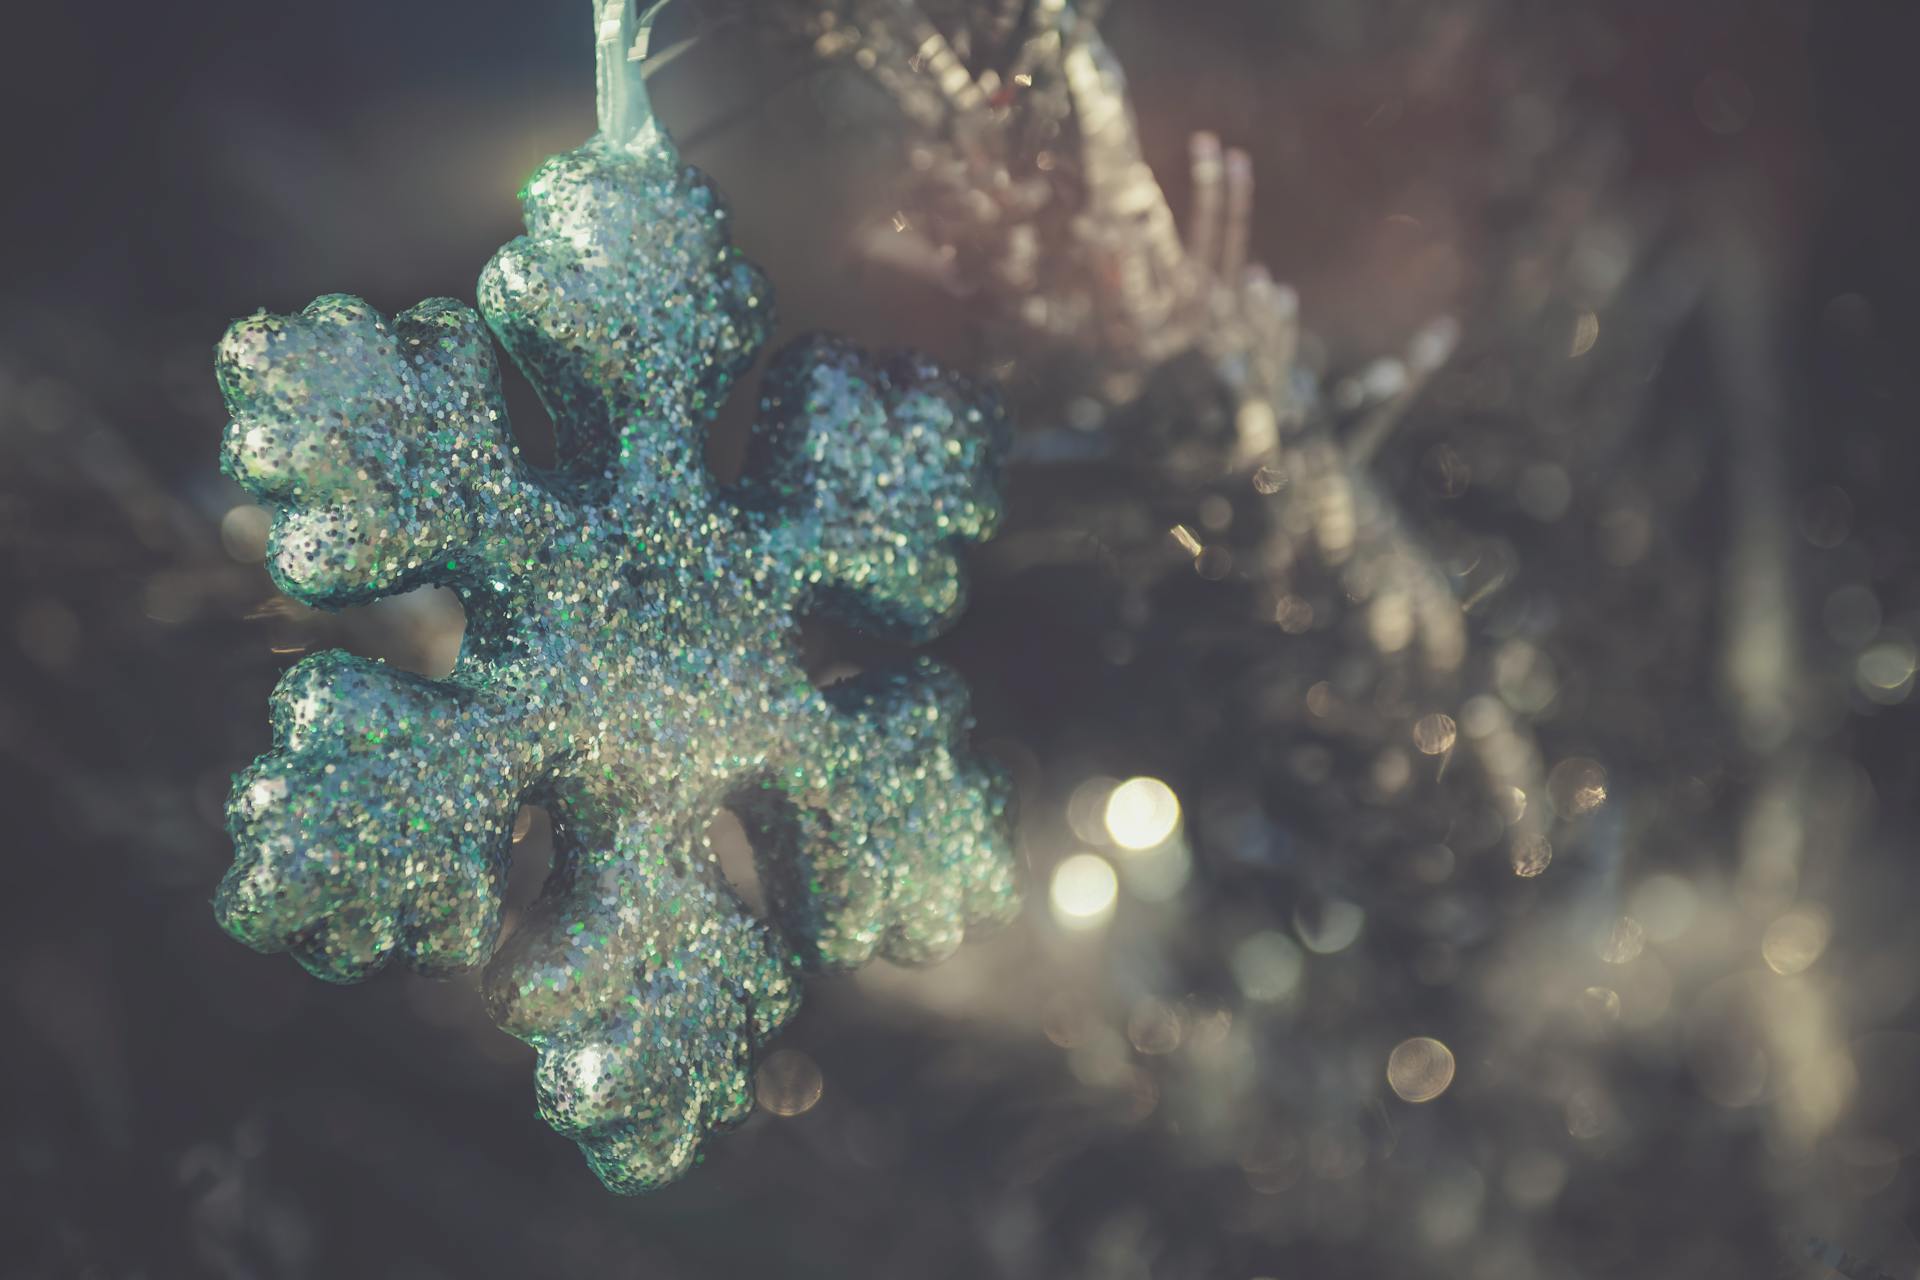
212,0,1017,1193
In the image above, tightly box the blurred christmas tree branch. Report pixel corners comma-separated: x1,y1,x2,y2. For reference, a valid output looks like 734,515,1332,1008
772,0,1556,879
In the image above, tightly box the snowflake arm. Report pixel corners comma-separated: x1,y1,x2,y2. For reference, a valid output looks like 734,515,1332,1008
478,141,771,482
734,334,1008,639
217,650,530,981
218,294,554,604
737,659,1018,969
485,813,799,1192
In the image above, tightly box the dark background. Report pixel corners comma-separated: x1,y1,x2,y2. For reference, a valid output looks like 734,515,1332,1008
4,1,1920,1276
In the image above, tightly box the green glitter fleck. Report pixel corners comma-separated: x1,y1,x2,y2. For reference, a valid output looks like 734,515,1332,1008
212,0,1017,1195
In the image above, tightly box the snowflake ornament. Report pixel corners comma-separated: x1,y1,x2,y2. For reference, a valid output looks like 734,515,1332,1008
213,0,1018,1192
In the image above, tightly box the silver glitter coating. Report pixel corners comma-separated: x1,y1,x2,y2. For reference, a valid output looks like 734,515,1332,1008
213,1,1017,1193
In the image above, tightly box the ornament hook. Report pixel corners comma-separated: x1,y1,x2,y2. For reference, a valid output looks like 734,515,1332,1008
595,0,673,152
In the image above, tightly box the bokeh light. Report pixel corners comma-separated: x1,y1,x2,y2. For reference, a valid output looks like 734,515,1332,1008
1547,756,1608,817
1411,712,1457,755
1762,906,1832,975
1511,833,1553,877
1231,930,1304,1002
755,1048,823,1117
1103,776,1181,849
1292,898,1365,955
1386,1037,1457,1102
1856,636,1916,703
1050,853,1119,928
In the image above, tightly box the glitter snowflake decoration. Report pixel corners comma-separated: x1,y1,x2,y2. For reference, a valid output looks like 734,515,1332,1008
212,0,1017,1193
